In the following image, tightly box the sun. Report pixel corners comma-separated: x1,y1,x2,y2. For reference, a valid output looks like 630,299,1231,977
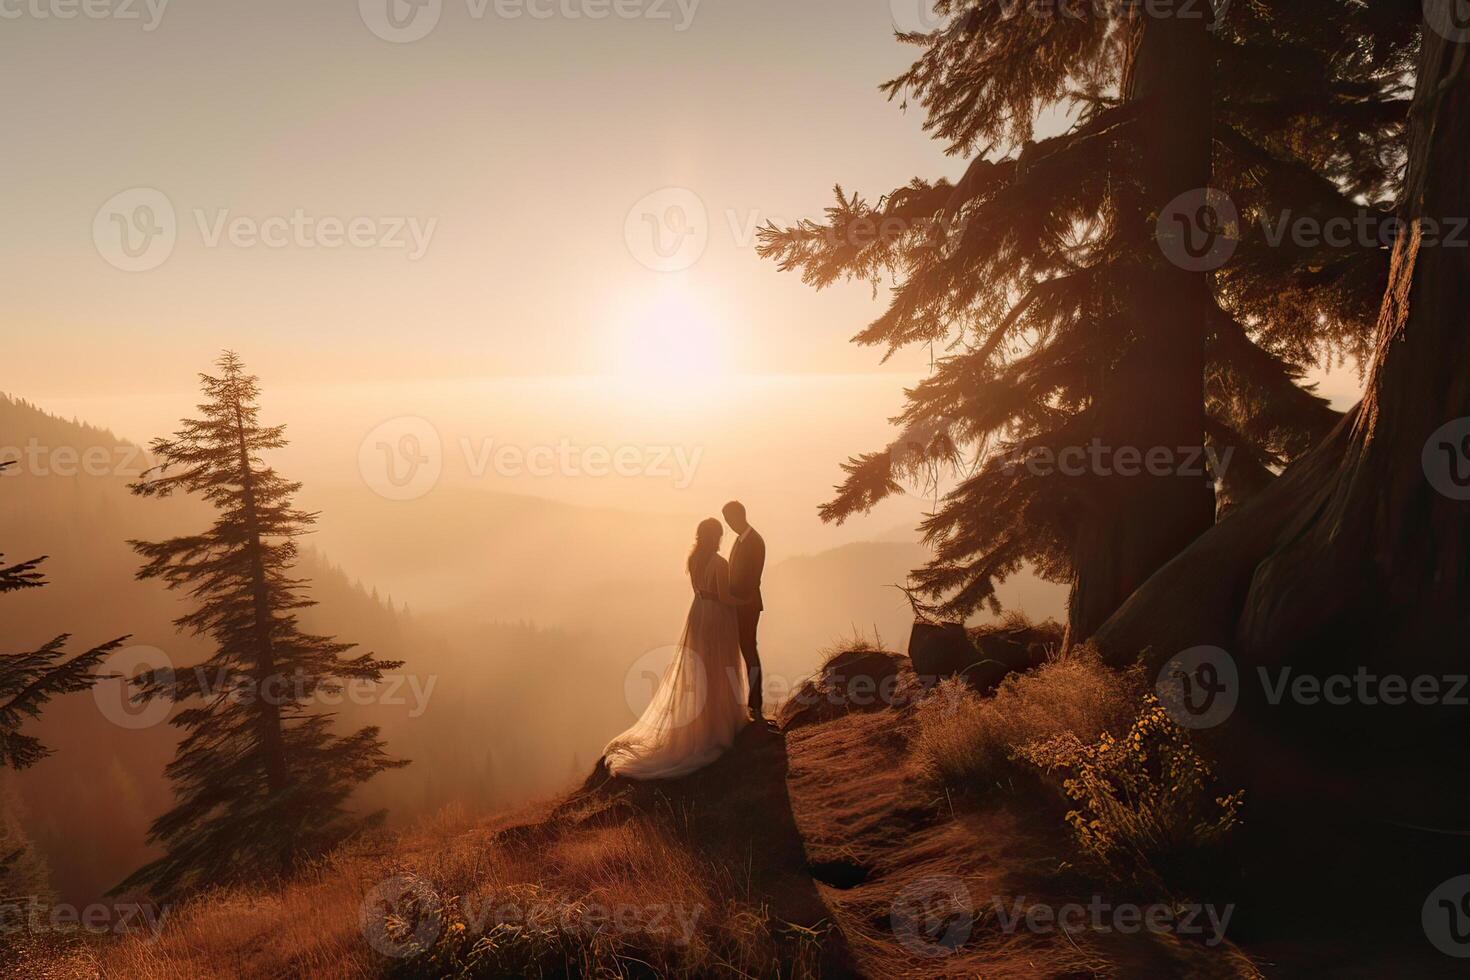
611,286,731,386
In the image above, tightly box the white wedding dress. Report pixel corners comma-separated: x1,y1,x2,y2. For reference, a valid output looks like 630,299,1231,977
603,555,748,779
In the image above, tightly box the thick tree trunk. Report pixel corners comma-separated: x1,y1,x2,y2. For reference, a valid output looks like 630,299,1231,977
1097,23,1470,668
1236,31,1470,663
1068,13,1217,640
1094,16,1470,820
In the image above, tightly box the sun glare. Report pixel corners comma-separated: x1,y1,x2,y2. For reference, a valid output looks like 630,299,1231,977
612,287,731,386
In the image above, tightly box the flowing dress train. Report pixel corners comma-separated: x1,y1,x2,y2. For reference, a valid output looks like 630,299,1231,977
603,556,747,779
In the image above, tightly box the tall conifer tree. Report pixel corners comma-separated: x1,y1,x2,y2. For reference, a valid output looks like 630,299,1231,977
119,353,406,897
0,459,125,894
0,482,123,770
760,1,1414,637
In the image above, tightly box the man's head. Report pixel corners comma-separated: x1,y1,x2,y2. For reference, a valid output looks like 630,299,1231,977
721,500,749,535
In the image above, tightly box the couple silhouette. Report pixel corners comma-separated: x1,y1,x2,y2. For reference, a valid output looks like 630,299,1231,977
602,500,768,780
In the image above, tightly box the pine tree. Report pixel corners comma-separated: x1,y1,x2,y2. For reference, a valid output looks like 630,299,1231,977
0,460,125,771
117,353,407,898
759,1,1415,638
1100,8,1470,663
0,458,126,903
1096,1,1470,824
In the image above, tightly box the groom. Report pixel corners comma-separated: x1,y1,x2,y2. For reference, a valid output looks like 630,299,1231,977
722,500,767,723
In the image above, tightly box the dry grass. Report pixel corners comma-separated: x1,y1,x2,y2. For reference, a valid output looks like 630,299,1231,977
814,627,886,665
70,805,486,979
1018,695,1245,888
40,798,805,980
777,632,915,732
912,645,1139,791
913,646,1246,898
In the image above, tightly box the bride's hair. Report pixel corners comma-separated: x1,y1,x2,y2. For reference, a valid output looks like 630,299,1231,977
687,517,723,577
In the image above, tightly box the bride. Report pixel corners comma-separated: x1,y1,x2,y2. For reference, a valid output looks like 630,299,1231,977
603,517,752,779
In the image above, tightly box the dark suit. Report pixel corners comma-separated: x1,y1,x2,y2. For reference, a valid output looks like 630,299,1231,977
729,528,766,714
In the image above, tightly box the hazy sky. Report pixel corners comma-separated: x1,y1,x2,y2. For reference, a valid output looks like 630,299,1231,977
4,0,1362,565
5,0,962,398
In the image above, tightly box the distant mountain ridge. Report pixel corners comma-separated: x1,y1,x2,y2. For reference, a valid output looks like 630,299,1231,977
0,393,1064,904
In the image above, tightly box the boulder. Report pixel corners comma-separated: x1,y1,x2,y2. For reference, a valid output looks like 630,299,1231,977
970,620,1056,674
910,618,1065,694
907,621,980,680
778,648,902,731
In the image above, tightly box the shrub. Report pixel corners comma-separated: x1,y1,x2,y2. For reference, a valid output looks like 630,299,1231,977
913,647,1137,790
1017,695,1244,886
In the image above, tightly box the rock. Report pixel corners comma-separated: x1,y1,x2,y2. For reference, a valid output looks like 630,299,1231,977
970,621,1054,674
778,648,903,731
909,618,1064,694
958,658,1012,695
907,621,981,680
